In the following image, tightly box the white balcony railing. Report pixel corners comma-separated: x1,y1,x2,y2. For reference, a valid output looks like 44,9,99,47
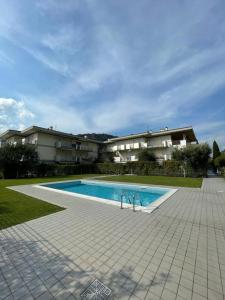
110,139,188,152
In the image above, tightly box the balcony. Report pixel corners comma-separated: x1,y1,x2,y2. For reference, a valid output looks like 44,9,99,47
22,138,37,146
55,142,92,151
111,143,141,152
55,142,73,150
110,139,187,152
172,140,187,148
147,144,167,149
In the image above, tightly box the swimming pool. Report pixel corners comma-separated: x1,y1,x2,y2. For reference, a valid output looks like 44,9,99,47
38,180,177,213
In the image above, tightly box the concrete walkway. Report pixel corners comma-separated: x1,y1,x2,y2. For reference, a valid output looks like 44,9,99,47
0,178,225,300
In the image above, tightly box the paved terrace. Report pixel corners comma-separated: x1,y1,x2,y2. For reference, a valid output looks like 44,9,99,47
1,178,225,300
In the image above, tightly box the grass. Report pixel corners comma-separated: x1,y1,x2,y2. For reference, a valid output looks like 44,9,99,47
100,175,203,188
0,174,97,230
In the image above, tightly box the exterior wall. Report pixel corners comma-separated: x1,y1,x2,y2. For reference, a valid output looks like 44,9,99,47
146,135,172,148
35,133,99,163
35,133,57,162
37,145,56,162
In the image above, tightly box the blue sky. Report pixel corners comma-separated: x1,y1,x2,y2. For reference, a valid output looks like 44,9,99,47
0,0,225,149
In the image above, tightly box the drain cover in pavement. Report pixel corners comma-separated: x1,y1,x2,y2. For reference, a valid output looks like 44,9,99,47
80,279,112,299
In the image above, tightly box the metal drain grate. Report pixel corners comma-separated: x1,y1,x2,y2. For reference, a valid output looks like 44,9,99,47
80,279,112,299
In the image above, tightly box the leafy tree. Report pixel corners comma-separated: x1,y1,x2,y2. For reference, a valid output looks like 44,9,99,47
138,149,156,162
213,140,221,160
172,144,211,171
214,153,225,168
0,144,38,178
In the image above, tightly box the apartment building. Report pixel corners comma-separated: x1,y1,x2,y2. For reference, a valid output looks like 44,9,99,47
105,126,197,163
0,126,100,163
0,125,197,163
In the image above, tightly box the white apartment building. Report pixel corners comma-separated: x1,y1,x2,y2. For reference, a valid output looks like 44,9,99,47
0,125,197,164
105,126,197,163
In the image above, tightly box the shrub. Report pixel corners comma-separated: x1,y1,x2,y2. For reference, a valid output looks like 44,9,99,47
138,149,156,162
214,153,225,169
95,161,205,177
172,143,211,173
0,144,38,178
35,163,96,177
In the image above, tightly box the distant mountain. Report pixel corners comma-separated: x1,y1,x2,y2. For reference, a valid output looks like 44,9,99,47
77,133,117,142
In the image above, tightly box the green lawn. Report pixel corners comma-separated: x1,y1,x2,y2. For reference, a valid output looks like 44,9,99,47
100,175,203,188
0,174,97,230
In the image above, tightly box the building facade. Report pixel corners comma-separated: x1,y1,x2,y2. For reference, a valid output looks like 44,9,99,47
0,126,197,163
0,126,100,163
105,126,197,163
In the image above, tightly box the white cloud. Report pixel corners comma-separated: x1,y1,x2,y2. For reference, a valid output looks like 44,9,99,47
42,26,84,54
0,98,34,133
22,46,71,76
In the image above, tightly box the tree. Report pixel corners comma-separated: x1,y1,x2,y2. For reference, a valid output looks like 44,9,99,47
0,144,38,178
214,153,225,168
138,149,156,162
172,144,211,170
213,140,221,160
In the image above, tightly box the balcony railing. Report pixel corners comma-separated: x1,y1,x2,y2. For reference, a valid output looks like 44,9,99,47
55,142,73,150
109,139,188,152
55,142,92,151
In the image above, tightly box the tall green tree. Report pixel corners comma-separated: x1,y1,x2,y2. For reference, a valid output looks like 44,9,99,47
0,144,38,178
213,140,221,160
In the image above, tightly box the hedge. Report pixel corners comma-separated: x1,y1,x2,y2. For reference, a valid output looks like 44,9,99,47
35,163,95,177
95,161,206,177
33,161,206,178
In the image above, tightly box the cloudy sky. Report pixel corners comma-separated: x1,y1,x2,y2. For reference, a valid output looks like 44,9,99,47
0,0,224,149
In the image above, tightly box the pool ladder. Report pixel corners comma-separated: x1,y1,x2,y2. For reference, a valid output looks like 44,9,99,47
120,192,143,212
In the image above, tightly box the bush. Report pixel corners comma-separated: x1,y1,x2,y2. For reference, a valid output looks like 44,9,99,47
95,161,205,177
138,149,156,162
0,144,38,178
32,161,207,178
0,158,206,179
35,163,96,177
214,153,225,169
172,144,211,172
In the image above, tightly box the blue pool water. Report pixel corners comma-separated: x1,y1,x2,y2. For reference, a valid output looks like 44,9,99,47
43,180,171,207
